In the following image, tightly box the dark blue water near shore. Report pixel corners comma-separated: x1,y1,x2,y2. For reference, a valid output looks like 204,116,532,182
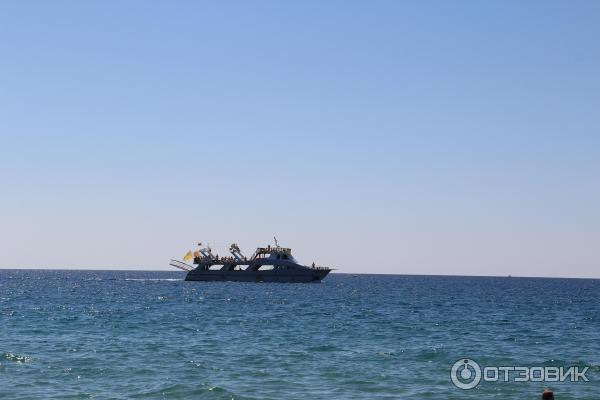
1,270,599,399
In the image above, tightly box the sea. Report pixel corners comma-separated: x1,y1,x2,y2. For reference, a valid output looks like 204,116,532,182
1,270,599,399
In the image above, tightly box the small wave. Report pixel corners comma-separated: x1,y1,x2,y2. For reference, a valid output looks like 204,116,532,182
3,352,32,363
307,344,338,352
124,278,183,282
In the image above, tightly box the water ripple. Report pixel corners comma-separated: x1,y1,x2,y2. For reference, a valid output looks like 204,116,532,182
0,270,599,399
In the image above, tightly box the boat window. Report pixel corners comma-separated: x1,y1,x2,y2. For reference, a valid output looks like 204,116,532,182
276,254,280,259
282,255,288,260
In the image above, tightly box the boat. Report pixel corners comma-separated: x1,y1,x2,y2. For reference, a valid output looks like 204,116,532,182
169,239,333,283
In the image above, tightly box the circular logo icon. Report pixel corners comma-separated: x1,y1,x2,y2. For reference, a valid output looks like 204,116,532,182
451,358,482,390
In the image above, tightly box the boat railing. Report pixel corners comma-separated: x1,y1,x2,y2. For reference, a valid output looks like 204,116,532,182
169,259,193,271
196,255,246,264
251,246,292,259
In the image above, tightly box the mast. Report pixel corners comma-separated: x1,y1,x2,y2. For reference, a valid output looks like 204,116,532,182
197,242,215,262
229,243,245,261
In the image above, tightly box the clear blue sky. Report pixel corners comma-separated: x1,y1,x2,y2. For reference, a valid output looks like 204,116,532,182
1,1,598,277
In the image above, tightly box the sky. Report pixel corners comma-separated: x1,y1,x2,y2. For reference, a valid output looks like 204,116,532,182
0,1,598,277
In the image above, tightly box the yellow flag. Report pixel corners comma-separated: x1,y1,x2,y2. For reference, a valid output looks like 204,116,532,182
183,250,193,261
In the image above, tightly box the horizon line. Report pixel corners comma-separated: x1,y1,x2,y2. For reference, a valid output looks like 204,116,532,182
1,267,599,281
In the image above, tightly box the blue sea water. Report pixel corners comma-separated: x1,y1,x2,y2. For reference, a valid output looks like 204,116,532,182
1,270,599,399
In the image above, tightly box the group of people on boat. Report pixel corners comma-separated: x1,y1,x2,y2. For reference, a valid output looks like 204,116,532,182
210,255,247,263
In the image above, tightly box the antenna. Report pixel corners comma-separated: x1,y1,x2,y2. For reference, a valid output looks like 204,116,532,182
273,236,279,248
